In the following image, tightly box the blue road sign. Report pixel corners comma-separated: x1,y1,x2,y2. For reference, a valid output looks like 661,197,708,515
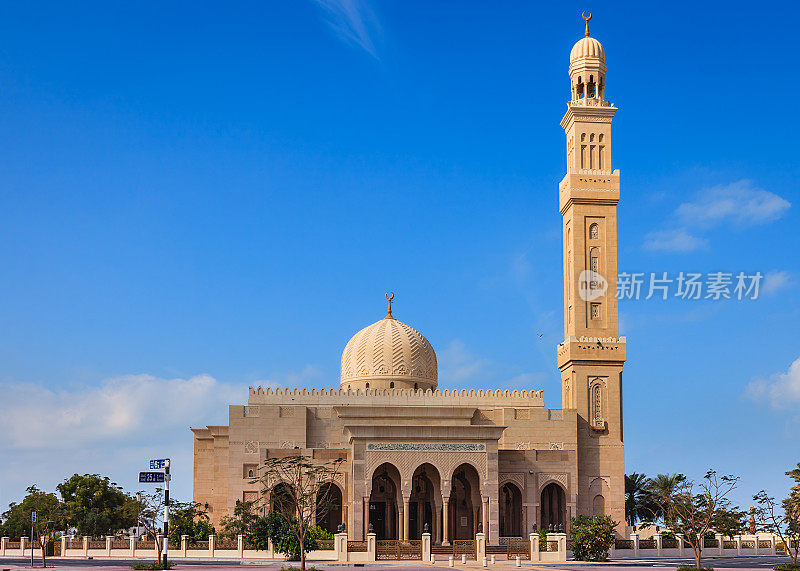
150,459,167,470
31,511,37,523
139,471,165,483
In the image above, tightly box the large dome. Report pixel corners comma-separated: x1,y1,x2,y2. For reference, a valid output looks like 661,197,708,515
340,307,437,391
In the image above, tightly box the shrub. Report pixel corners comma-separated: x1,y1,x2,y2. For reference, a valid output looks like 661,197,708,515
252,511,328,560
131,561,173,570
677,566,713,571
569,515,617,561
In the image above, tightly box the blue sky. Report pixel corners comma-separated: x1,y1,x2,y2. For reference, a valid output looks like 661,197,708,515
0,0,798,514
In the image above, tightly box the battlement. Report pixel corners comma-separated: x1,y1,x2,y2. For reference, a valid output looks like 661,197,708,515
248,386,545,407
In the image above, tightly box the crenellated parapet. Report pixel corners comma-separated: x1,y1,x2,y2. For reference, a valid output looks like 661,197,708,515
247,386,545,407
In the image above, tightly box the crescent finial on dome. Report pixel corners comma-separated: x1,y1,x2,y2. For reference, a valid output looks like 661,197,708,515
582,11,592,37
385,292,394,319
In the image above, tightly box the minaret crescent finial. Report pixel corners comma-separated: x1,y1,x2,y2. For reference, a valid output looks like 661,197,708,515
385,292,394,319
582,11,592,37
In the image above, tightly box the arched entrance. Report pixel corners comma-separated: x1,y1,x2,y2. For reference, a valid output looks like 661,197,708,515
540,482,566,531
449,463,481,540
316,483,343,534
369,463,401,540
271,482,296,516
500,482,522,537
409,463,441,540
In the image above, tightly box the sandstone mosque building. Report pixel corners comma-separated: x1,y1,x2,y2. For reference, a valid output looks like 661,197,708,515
192,15,626,544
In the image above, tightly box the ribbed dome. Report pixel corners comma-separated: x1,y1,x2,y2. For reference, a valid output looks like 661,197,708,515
570,36,605,61
340,316,437,391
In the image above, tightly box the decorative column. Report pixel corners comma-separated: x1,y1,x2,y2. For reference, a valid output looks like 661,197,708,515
422,532,431,562
529,533,539,562
363,496,370,540
403,497,411,542
182,535,189,558
442,497,450,546
82,536,88,557
106,535,112,556
630,532,639,556
237,534,243,558
482,497,489,539
367,532,377,562
716,533,724,556
654,533,662,556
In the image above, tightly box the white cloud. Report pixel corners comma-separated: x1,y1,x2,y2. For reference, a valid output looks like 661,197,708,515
312,0,381,58
643,180,789,253
677,180,790,228
746,357,800,408
762,270,792,295
643,228,709,252
0,374,249,450
438,339,491,383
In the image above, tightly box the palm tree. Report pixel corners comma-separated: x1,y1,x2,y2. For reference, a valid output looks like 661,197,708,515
646,473,686,526
625,473,651,526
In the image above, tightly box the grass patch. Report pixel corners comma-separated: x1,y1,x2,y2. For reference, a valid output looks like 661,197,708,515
677,566,714,571
131,561,174,570
774,565,800,571
280,567,321,571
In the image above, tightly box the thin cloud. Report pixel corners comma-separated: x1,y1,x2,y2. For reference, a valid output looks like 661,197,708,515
643,228,708,253
312,0,381,58
438,339,491,383
643,180,790,253
762,270,792,295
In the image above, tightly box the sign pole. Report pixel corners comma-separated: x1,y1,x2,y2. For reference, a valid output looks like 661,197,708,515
163,460,170,568
31,511,36,568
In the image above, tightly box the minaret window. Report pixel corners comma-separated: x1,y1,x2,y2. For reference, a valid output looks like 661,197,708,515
576,77,584,98
592,384,603,424
589,223,599,240
587,75,596,98
590,303,600,319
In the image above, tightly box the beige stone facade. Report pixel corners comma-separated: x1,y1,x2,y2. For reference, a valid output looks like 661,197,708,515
192,19,626,543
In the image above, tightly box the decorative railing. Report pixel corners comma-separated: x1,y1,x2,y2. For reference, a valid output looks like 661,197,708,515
569,98,613,108
506,539,529,559
111,540,129,549
453,539,476,559
615,539,633,550
87,540,106,549
546,540,559,552
703,538,718,548
723,540,736,549
662,538,678,548
316,539,334,550
758,540,772,549
192,541,210,550
216,540,237,550
347,541,368,553
742,540,755,548
639,539,656,549
6,542,21,549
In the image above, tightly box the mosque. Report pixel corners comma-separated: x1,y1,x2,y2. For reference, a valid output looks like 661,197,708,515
192,14,626,543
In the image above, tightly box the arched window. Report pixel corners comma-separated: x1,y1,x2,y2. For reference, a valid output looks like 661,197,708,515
589,133,595,142
587,75,596,98
592,384,603,425
598,134,604,142
390,381,395,389
576,77,584,98
589,223,599,240
593,494,605,516
414,383,418,390
248,469,254,478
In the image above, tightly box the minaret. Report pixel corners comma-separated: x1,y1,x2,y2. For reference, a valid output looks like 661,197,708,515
557,13,626,531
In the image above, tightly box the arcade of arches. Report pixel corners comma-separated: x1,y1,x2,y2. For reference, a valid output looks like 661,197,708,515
362,461,569,544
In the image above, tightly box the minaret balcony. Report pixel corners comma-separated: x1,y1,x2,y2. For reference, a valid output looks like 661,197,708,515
568,97,613,108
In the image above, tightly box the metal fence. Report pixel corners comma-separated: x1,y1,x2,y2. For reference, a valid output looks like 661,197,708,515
347,541,368,553
506,539,530,560
453,539,476,559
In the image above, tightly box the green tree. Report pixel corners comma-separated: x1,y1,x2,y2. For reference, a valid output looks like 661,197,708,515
167,501,211,545
569,515,617,561
251,511,330,560
1,486,65,568
625,473,652,526
754,462,800,565
711,500,746,539
218,500,258,542
57,474,137,536
645,473,686,527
